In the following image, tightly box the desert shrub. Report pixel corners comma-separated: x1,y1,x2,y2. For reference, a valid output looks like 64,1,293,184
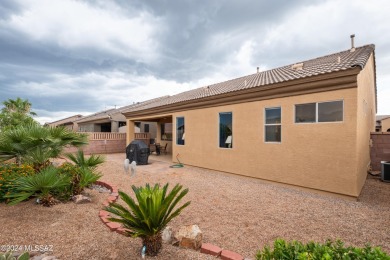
0,163,35,202
105,183,191,256
57,162,102,196
256,239,390,260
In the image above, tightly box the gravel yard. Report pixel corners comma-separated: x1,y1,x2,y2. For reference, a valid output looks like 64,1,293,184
1,153,389,259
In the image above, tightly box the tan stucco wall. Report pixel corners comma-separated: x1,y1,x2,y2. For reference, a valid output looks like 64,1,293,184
381,118,390,132
356,53,376,194
167,88,359,197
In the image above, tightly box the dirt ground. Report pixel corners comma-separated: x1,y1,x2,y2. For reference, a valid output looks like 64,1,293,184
1,153,389,259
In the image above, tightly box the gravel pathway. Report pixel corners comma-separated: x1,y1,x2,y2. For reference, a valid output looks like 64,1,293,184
1,153,389,259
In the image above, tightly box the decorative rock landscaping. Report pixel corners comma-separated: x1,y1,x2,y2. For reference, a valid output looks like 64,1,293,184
97,180,247,259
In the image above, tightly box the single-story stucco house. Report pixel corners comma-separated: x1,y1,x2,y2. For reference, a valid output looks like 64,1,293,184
46,114,83,131
123,43,376,199
75,108,125,133
73,96,169,135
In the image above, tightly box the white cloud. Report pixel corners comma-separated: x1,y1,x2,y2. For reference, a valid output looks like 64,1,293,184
8,0,160,62
2,0,390,123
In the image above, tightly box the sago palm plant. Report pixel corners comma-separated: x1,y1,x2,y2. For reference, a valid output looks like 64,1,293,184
105,183,191,256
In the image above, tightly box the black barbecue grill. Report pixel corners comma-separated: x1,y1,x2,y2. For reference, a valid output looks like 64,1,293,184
126,140,150,165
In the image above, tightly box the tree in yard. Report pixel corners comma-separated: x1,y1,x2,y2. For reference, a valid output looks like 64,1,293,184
0,123,88,168
0,97,38,131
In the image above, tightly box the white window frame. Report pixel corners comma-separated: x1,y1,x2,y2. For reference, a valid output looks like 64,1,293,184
218,112,233,149
295,100,344,124
264,107,282,143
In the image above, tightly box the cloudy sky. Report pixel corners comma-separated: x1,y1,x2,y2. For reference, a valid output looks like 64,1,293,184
0,0,389,124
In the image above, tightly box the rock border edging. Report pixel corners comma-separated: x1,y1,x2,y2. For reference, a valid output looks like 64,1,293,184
95,181,131,236
96,181,247,260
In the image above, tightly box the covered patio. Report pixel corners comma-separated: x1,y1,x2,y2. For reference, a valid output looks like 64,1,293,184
127,114,174,159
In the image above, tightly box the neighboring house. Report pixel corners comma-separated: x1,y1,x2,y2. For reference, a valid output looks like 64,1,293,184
375,115,390,132
123,44,376,198
74,108,123,132
45,114,83,131
74,96,168,137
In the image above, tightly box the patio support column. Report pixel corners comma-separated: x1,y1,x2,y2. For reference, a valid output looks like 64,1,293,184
156,121,161,143
126,120,135,145
111,121,119,132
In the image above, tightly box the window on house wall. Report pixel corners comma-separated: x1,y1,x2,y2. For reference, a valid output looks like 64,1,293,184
265,107,281,142
144,124,149,133
176,117,185,145
295,103,316,123
318,100,343,122
219,112,233,148
295,100,343,123
161,123,172,141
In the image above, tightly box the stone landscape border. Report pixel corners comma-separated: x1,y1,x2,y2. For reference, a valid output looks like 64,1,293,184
96,181,246,260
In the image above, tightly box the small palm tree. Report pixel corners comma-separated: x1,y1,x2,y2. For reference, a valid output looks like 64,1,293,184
5,166,70,206
0,124,88,167
105,183,191,256
0,97,37,131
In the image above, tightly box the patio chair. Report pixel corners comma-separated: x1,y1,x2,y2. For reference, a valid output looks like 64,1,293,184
161,143,168,155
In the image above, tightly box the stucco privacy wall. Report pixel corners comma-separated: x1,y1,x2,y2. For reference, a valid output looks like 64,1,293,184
356,53,376,192
64,138,126,155
168,88,359,197
370,133,390,171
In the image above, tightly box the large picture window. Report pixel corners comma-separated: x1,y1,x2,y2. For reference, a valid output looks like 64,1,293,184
295,100,343,123
176,117,185,145
219,112,232,148
265,107,281,142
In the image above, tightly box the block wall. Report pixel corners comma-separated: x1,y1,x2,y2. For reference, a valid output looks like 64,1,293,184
370,132,390,170
63,139,126,155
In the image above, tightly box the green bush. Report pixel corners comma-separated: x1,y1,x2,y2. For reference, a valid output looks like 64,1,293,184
0,163,35,202
256,239,390,260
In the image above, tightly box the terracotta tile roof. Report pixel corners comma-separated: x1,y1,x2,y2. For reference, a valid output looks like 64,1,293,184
119,96,170,113
74,108,117,123
125,44,375,113
74,96,171,123
46,114,83,125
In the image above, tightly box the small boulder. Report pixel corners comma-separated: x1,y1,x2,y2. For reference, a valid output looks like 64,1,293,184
174,224,202,250
162,226,174,244
72,195,91,204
